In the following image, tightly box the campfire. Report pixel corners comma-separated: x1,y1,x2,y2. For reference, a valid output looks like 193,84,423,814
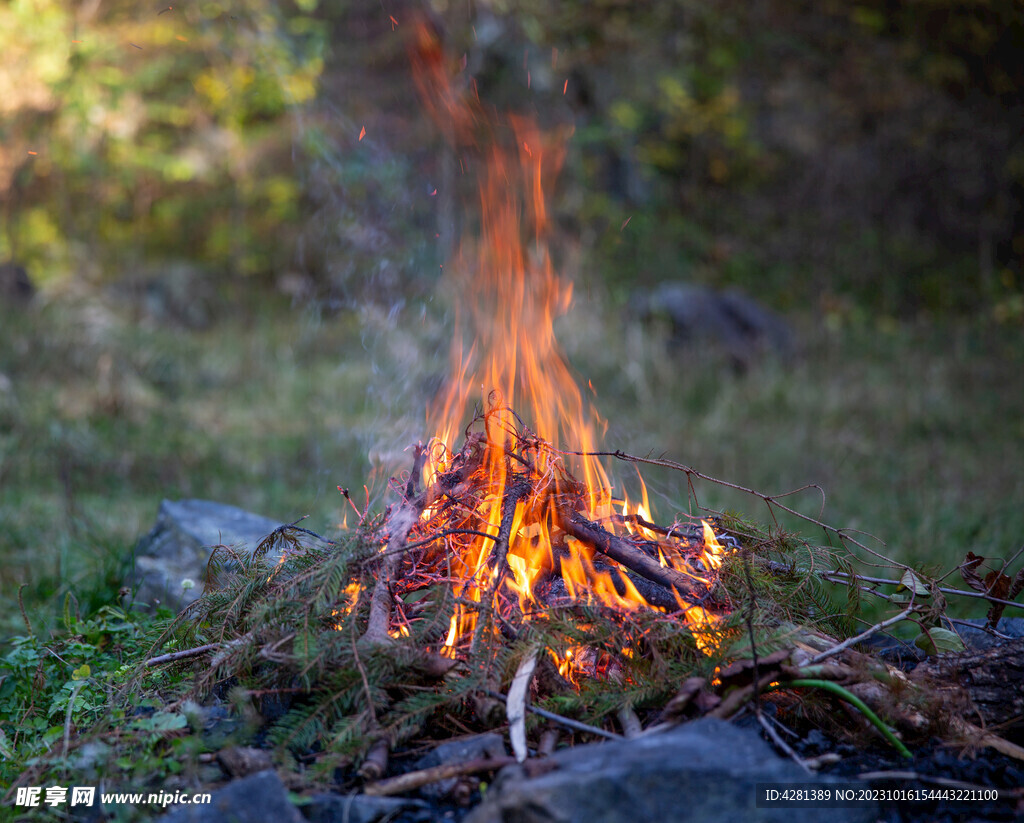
343,21,733,678
119,20,1024,819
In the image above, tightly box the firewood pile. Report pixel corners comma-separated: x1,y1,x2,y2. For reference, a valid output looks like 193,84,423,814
358,405,731,662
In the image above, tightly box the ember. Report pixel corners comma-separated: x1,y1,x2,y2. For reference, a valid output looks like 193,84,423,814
356,21,733,681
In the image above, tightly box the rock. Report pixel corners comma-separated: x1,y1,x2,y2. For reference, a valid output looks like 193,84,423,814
466,717,876,823
413,732,507,799
635,283,794,371
217,746,274,779
158,770,303,823
302,794,432,823
130,499,285,611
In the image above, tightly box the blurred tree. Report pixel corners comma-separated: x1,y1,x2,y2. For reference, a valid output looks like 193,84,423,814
0,0,326,285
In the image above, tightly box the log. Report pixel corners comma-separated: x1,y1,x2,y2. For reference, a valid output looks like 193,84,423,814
910,636,1024,738
555,509,710,606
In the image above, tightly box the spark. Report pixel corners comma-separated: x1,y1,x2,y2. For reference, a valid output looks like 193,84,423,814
621,216,632,231
563,79,568,95
27,151,37,156
358,126,366,141
389,14,399,30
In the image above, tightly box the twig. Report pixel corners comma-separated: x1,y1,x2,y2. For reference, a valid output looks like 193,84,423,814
358,737,390,781
808,605,916,665
363,755,520,796
756,711,812,775
18,584,33,635
485,690,622,741
471,481,530,654
144,643,220,667
766,562,1024,613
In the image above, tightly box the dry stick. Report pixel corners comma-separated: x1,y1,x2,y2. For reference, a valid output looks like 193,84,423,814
358,737,390,781
766,561,1024,614
470,481,530,655
144,643,220,667
571,449,915,571
363,755,520,796
557,510,710,605
756,711,812,775
808,605,917,665
361,445,427,646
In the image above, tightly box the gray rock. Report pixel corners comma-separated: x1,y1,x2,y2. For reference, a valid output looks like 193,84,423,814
635,283,794,370
302,794,432,823
413,732,507,798
466,717,876,823
130,499,285,611
158,769,303,823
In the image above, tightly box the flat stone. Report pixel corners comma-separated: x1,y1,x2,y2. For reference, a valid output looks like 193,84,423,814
130,499,285,611
158,769,303,823
466,717,876,823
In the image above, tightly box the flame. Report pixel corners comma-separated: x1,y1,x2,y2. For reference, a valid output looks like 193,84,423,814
330,581,364,630
405,21,729,676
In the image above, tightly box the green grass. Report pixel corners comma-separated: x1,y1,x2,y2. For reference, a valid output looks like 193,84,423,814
1,284,1021,639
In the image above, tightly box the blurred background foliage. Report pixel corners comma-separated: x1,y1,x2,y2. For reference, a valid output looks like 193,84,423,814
0,0,325,282
1,0,1022,636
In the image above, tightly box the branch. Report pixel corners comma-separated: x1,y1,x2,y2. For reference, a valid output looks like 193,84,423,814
361,445,427,646
144,643,220,667
485,689,622,741
363,755,519,796
556,509,710,606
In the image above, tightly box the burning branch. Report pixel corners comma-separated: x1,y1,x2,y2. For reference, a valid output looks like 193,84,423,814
556,509,712,608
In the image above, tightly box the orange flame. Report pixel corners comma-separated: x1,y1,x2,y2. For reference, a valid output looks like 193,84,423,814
408,20,729,669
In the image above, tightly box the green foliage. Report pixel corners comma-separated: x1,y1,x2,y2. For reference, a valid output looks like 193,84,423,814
0,603,162,786
0,0,326,281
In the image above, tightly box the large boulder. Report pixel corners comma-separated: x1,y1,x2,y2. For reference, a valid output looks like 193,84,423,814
466,717,876,823
130,499,285,611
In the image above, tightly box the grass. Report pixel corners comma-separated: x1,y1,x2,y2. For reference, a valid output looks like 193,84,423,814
1,281,1021,641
